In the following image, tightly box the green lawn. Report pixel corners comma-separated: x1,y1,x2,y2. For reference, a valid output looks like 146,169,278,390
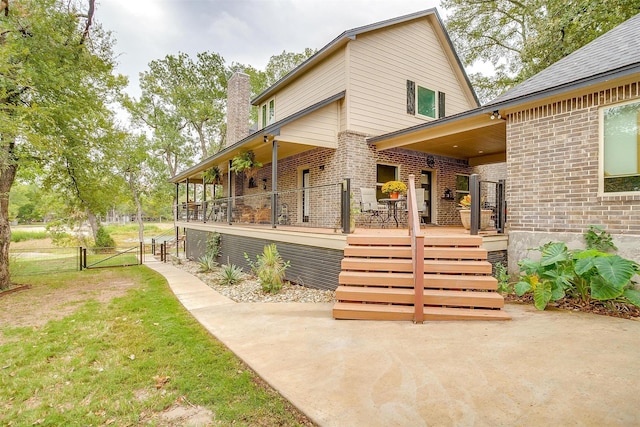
0,267,310,426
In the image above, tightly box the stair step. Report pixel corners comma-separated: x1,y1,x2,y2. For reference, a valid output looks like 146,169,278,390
332,302,413,321
423,306,511,321
333,302,510,321
339,271,498,290
341,258,492,274
336,286,505,308
343,246,488,260
346,235,484,247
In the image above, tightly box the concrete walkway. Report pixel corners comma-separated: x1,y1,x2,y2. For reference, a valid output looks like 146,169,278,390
145,258,640,426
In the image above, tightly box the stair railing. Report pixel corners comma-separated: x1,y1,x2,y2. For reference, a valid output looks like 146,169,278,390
407,174,425,324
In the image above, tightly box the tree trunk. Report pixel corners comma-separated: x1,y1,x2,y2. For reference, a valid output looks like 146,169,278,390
0,149,18,290
86,210,99,241
128,175,144,243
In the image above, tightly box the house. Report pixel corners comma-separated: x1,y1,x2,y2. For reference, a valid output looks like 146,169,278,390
170,8,509,291
370,12,640,270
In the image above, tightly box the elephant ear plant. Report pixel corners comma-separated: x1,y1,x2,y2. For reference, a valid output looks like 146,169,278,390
516,229,640,311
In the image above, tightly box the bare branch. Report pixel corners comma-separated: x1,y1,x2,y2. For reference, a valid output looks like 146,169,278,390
79,0,95,45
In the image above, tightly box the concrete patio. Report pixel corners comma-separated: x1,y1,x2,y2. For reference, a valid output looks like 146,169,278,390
146,258,640,426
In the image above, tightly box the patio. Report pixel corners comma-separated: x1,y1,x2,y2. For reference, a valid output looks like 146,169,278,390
150,258,640,426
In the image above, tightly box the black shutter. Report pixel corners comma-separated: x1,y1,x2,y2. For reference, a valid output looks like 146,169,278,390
438,91,446,118
407,80,415,115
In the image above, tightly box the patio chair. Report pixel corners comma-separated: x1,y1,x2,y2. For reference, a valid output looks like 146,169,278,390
360,188,387,225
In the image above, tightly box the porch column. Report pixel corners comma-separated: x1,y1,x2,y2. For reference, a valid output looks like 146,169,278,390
227,159,233,224
203,180,207,223
186,178,190,222
271,139,278,228
470,174,480,235
174,183,179,222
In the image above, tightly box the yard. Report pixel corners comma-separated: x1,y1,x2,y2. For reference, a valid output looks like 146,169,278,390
0,266,312,426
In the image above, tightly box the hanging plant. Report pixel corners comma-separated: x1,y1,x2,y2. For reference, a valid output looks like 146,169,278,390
231,150,262,180
203,166,222,184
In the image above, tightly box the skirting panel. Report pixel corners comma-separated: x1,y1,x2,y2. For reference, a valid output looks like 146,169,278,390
185,229,342,291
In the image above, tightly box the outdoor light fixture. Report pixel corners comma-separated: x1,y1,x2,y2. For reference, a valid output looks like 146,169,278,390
490,110,501,120
262,178,268,190
426,155,435,169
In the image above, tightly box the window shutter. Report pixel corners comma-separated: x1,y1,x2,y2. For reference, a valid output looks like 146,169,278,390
407,80,415,115
438,91,446,118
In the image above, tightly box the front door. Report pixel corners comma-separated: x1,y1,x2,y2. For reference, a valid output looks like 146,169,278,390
420,171,432,223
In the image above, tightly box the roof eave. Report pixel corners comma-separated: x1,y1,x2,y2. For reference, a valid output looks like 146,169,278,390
485,63,640,112
172,91,346,183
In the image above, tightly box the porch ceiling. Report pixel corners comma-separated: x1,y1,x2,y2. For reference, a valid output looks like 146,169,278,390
369,113,506,166
179,139,323,182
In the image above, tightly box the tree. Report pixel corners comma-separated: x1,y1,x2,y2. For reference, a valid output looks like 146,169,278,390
441,0,640,102
126,52,228,160
0,0,122,288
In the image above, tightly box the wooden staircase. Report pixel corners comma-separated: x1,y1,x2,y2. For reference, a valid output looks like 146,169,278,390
333,234,510,321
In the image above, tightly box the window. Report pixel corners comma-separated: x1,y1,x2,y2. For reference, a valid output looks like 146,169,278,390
602,100,640,193
261,98,275,128
376,163,398,200
455,174,469,203
406,80,445,119
417,86,436,118
268,99,275,124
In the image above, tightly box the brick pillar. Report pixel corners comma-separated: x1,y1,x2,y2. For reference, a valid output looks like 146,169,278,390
226,72,251,147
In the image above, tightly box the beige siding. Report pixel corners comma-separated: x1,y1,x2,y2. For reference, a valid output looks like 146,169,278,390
279,103,339,148
274,50,346,120
348,19,475,135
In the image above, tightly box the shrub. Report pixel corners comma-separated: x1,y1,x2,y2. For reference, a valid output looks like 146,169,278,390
244,244,290,294
584,225,617,252
206,232,221,259
494,262,511,293
216,262,244,286
94,226,115,248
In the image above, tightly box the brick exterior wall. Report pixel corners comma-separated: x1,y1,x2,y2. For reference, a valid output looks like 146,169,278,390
337,131,474,225
506,80,640,269
226,72,251,147
507,80,640,235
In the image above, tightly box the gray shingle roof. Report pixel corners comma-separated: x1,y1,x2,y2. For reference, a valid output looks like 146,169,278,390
489,13,640,105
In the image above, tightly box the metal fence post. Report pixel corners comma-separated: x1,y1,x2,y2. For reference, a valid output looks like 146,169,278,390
82,248,87,269
139,242,143,265
497,179,506,233
79,247,83,271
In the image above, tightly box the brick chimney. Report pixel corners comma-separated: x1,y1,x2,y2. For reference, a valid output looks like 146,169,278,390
226,72,251,147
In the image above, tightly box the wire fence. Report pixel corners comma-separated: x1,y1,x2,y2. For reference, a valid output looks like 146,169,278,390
9,245,144,277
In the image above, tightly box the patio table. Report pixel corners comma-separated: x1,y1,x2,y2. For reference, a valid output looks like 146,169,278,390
378,198,404,227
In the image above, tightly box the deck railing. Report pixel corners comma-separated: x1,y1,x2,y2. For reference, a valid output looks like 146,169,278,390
469,174,507,235
406,174,425,324
175,180,348,231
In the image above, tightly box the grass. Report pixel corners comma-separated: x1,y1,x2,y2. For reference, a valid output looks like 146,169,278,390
11,229,48,242
0,267,308,426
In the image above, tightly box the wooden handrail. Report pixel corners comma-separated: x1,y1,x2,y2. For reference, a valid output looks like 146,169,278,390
407,174,424,324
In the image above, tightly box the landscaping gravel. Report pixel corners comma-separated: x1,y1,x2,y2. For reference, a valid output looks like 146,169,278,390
174,259,335,303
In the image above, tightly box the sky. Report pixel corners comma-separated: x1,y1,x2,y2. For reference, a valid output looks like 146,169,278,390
96,0,446,97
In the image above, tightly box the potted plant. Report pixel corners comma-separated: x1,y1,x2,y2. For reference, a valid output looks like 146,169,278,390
458,194,493,230
381,180,407,199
